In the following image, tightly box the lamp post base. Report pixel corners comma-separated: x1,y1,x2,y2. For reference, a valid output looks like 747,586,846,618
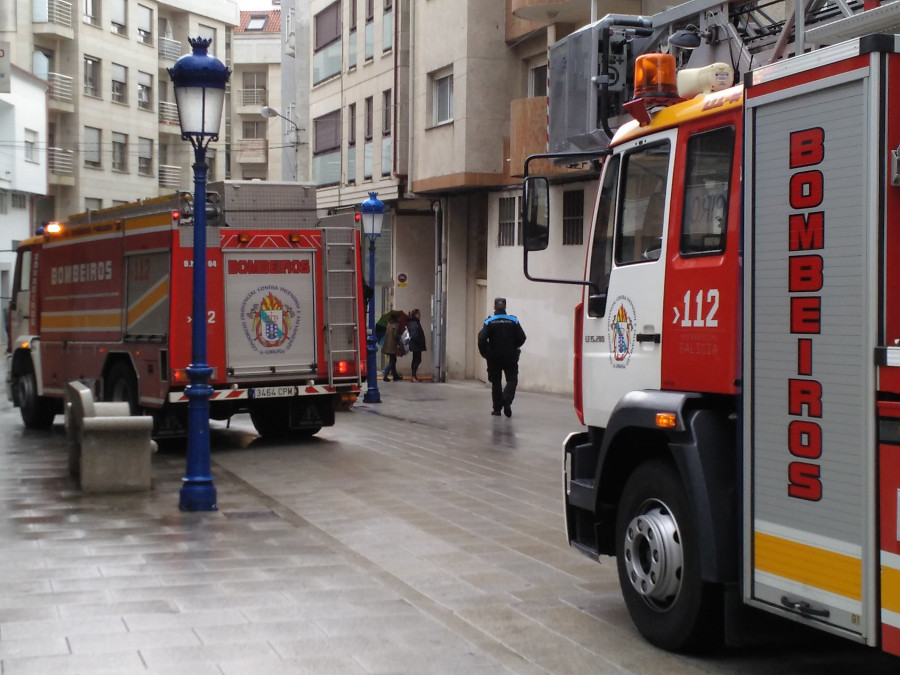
179,482,217,512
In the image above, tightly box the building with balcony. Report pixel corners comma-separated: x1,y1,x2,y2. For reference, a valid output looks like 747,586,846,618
232,9,284,181
0,65,49,327
2,0,239,222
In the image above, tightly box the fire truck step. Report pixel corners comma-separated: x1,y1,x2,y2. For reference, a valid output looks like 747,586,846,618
568,479,596,510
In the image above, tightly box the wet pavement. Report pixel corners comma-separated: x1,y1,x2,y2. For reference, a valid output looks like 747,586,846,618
0,377,898,674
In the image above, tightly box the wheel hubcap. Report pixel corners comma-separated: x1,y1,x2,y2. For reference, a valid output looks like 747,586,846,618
622,500,683,610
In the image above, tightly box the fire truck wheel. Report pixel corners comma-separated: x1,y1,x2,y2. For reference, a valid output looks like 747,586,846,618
615,460,722,652
15,359,56,430
249,400,291,439
106,361,140,416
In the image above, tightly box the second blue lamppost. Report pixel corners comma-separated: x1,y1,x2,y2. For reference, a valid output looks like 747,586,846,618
360,192,385,403
168,38,230,511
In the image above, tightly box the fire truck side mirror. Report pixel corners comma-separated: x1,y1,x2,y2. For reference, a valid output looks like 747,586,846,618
522,176,550,252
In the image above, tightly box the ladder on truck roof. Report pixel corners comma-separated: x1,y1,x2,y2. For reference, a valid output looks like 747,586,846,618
639,0,900,76
320,227,363,387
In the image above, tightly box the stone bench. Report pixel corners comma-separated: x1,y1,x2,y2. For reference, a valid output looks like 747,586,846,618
64,380,156,493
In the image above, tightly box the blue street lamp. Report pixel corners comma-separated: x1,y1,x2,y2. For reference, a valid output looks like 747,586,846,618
360,192,385,404
168,37,230,511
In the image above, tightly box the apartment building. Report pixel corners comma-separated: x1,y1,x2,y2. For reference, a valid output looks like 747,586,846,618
306,0,618,391
2,0,238,222
232,9,286,182
0,65,49,333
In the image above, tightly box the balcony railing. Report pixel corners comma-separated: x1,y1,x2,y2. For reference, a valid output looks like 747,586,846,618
235,138,268,164
158,100,179,125
48,147,74,175
158,164,181,189
33,0,73,28
48,72,74,103
241,88,267,107
158,36,182,62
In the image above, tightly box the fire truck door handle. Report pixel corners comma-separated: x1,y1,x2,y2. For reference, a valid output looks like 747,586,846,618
780,595,830,618
635,333,661,344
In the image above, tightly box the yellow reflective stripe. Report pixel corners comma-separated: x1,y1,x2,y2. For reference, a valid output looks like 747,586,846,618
883,559,900,615
755,531,861,601
127,279,169,326
41,311,121,331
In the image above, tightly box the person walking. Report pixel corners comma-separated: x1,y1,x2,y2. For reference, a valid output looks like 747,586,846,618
477,298,526,417
406,309,427,382
381,311,404,382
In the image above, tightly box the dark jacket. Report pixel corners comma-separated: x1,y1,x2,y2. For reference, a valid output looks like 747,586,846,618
478,312,526,364
407,317,427,352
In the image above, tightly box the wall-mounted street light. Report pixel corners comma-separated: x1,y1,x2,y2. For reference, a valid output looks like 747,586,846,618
360,192,385,404
261,106,302,181
168,37,230,511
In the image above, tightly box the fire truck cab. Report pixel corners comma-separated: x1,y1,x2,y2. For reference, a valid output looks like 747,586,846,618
522,0,900,657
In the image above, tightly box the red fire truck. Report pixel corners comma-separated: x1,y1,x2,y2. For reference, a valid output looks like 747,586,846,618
523,0,900,657
5,181,365,439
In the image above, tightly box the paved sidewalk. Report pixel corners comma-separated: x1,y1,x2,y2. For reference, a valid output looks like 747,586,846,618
0,379,897,674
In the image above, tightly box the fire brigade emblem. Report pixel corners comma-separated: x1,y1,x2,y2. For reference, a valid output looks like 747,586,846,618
240,287,300,354
608,296,636,368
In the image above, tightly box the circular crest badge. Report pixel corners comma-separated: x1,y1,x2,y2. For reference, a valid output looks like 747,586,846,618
240,286,300,354
607,295,636,368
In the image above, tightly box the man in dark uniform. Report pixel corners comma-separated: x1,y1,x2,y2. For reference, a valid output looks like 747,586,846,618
478,298,527,417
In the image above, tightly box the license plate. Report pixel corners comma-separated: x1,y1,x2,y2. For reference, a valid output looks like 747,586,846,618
251,386,295,399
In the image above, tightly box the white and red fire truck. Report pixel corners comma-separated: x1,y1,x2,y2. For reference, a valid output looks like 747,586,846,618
5,181,365,439
523,0,900,656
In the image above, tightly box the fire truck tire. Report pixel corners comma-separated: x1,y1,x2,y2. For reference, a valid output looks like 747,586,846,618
615,460,722,652
249,400,291,439
105,361,140,416
15,359,57,430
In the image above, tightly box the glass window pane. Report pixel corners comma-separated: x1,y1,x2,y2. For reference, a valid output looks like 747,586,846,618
680,127,734,255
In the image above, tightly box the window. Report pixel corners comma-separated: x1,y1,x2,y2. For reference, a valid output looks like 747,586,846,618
314,110,341,155
366,0,374,21
243,121,265,139
384,0,392,8
382,1,393,51
615,142,671,265
198,25,216,56
587,156,620,317
83,0,99,26
314,2,341,83
138,137,153,176
680,127,734,255
348,103,356,146
246,14,268,30
529,63,548,98
85,197,102,211
432,72,453,125
83,56,100,97
112,132,127,172
84,127,101,167
137,71,152,110
242,72,267,106
349,0,357,31
24,129,38,163
562,190,584,246
12,193,27,209
498,197,518,247
364,96,373,141
110,0,126,34
111,63,127,104
315,2,340,50
137,5,152,44
382,90,391,136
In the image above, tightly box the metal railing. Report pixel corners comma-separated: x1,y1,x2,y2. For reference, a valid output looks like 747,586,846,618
158,164,181,189
34,0,73,28
158,37,182,62
241,88,267,106
158,100,179,125
48,72,74,103
49,147,74,175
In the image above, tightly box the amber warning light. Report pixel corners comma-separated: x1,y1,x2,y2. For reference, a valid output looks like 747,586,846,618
633,54,678,99
43,221,63,235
